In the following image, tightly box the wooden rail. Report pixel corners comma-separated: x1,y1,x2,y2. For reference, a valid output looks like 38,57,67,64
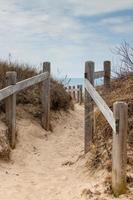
84,61,128,197
1,62,51,149
85,78,115,132
94,70,104,79
0,72,49,101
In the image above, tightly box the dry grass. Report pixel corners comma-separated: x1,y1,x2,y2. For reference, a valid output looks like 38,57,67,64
0,60,73,160
0,60,73,113
87,74,133,170
85,74,133,194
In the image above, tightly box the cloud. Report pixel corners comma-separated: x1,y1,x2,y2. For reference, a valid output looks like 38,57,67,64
67,0,133,16
99,16,133,33
0,0,132,77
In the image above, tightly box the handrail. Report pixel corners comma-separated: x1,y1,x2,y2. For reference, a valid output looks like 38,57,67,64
94,70,104,79
0,72,49,101
85,78,116,132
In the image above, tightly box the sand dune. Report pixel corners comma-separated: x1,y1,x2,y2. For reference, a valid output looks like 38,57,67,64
0,104,132,200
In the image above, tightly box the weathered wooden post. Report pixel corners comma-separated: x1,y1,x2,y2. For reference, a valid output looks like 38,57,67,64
77,85,80,103
72,86,76,101
84,61,94,153
68,85,72,97
104,61,111,88
6,71,17,149
112,102,128,197
64,86,67,91
79,85,83,105
42,62,51,131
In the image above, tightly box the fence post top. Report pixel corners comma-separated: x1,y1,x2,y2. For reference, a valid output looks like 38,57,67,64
104,60,111,65
77,85,82,88
85,61,95,66
6,71,17,84
43,62,51,73
85,61,94,82
6,71,17,76
113,101,128,107
113,101,128,119
85,61,95,71
43,61,51,65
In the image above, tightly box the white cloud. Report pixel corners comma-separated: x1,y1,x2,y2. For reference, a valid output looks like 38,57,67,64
99,16,133,33
0,0,132,77
67,0,133,16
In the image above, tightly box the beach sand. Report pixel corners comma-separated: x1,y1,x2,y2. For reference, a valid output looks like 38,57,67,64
0,104,132,200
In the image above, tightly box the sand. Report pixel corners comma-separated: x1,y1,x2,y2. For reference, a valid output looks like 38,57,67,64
0,104,132,200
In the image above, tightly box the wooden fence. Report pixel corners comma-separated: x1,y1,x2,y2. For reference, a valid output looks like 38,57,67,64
84,61,128,197
0,59,128,196
65,85,83,104
0,62,51,149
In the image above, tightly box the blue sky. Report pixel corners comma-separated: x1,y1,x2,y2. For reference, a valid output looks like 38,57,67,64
0,0,133,78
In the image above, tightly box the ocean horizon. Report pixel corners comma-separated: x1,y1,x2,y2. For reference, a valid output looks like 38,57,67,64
59,77,103,87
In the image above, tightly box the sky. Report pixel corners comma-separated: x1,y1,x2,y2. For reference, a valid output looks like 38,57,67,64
0,0,133,78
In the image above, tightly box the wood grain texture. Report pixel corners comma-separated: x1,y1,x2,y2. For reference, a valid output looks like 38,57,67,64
85,78,115,132
94,71,104,79
5,71,17,149
0,72,48,101
112,102,128,197
84,61,94,153
104,61,111,88
41,62,51,131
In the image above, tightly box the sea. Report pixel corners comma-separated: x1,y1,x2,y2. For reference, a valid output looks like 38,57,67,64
59,77,103,87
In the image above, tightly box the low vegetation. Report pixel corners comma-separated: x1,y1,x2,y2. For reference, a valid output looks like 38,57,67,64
0,60,73,114
87,42,133,173
86,74,133,194
0,60,73,160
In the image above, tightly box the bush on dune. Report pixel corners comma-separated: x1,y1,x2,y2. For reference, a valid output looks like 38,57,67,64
87,74,133,172
0,60,73,113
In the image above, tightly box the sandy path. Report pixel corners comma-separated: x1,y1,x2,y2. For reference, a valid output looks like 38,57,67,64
0,105,132,200
0,105,85,200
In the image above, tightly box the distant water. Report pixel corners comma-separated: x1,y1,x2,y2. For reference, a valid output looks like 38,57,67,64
60,78,103,87
67,78,84,86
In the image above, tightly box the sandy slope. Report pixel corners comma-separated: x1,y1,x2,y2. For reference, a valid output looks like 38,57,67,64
0,104,132,200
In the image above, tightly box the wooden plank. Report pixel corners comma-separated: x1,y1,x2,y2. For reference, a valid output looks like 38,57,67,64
0,72,48,101
85,78,115,132
84,61,94,153
0,86,14,101
94,71,104,79
41,62,51,131
15,72,49,93
112,102,128,197
5,71,17,149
